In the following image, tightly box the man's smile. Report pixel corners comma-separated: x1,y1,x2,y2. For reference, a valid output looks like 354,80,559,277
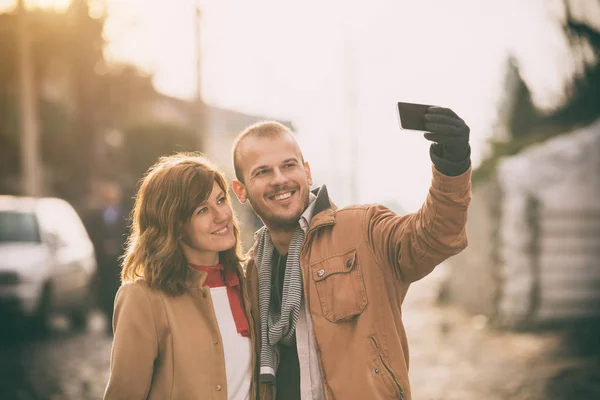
267,190,297,202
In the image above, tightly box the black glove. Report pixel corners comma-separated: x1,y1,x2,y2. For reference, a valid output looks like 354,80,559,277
423,107,470,162
423,107,471,176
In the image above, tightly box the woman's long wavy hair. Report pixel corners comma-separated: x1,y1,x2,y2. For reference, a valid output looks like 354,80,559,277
121,152,245,296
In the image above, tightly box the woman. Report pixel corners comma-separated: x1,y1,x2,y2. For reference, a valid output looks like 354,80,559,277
104,153,256,400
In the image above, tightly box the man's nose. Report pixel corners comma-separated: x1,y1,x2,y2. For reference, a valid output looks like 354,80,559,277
271,168,289,186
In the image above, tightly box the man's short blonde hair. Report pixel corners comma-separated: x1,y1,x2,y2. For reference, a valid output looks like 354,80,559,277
232,121,298,182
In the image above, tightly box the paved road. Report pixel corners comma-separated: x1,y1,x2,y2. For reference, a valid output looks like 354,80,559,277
0,269,598,400
405,268,600,400
0,313,112,400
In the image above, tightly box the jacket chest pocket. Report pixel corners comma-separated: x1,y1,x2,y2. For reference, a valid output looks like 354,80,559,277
310,248,367,323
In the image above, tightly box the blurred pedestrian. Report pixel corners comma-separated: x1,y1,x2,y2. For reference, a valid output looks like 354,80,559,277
84,181,129,334
104,153,256,400
230,107,472,400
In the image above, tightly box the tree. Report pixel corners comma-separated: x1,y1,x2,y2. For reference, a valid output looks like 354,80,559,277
0,2,197,204
474,0,600,182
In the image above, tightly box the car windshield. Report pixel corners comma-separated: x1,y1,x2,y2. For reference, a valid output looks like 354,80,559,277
0,211,41,243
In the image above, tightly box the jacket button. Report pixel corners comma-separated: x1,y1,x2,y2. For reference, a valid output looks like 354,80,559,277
216,384,222,391
346,259,352,268
317,269,325,277
374,368,380,375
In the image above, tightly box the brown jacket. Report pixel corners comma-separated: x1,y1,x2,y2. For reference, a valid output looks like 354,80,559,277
246,166,471,400
104,268,258,400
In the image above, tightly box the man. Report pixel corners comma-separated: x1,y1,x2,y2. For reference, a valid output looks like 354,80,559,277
231,107,471,400
84,181,129,334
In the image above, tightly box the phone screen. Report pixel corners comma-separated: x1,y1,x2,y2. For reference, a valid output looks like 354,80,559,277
397,102,432,131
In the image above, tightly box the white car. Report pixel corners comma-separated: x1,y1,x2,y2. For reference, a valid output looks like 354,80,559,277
0,195,97,330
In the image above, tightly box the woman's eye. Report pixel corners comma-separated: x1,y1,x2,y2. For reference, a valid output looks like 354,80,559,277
217,197,226,204
196,207,207,215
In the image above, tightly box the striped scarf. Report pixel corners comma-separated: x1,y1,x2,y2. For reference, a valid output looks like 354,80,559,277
255,225,305,384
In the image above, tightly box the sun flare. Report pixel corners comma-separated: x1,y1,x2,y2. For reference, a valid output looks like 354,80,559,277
0,0,71,12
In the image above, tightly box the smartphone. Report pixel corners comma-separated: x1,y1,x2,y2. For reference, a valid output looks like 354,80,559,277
397,102,433,131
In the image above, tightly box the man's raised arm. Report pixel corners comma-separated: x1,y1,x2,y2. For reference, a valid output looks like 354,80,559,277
365,106,472,283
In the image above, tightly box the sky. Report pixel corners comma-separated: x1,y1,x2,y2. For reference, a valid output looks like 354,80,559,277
99,0,514,209
0,0,575,210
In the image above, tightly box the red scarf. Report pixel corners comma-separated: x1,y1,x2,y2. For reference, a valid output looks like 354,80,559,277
189,263,250,338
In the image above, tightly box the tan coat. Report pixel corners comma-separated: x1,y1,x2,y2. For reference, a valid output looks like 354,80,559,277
103,268,258,400
246,166,472,400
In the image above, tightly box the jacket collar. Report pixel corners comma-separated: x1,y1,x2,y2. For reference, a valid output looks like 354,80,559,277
184,260,243,289
312,185,331,215
185,268,208,288
308,185,336,230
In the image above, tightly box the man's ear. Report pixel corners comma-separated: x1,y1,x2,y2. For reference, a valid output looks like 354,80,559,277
232,180,247,204
304,161,313,186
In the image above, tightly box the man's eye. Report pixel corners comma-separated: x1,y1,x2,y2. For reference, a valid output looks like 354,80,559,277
256,170,267,176
283,163,295,168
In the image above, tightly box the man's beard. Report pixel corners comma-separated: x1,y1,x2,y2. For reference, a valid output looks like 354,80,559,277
247,192,309,232
261,211,302,232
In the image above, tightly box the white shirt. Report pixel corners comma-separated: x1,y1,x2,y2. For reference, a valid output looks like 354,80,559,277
210,287,252,400
297,194,326,400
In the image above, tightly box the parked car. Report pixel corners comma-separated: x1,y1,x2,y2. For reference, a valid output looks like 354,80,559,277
0,195,97,330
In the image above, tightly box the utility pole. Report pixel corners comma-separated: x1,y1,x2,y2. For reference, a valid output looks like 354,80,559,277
343,15,359,205
194,0,209,152
71,0,97,203
17,0,42,196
